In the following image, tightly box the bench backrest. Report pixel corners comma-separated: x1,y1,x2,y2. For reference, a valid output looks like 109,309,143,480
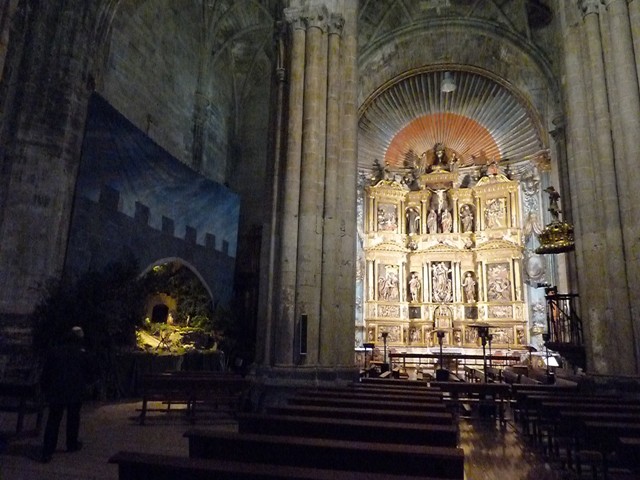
109,451,447,480
184,429,464,479
288,395,447,412
267,405,454,425
237,412,459,447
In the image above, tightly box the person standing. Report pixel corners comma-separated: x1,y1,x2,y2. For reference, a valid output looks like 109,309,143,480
39,326,98,463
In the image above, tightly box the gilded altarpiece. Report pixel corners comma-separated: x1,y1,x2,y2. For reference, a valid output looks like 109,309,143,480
363,170,526,352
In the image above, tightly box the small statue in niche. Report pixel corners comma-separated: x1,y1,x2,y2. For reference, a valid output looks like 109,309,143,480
432,262,452,302
408,272,421,303
462,272,477,303
441,209,452,233
406,207,420,234
427,209,438,234
460,204,474,232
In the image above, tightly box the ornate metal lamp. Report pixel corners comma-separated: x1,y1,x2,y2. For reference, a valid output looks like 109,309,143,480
469,322,496,382
435,329,448,380
381,331,389,373
535,186,575,254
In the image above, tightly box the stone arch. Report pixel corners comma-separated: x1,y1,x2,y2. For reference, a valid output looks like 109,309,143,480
358,18,559,131
139,257,214,304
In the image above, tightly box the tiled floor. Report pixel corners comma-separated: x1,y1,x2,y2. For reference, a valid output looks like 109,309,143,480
0,400,592,479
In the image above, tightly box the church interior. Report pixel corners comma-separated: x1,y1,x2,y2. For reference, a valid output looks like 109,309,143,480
1,0,640,479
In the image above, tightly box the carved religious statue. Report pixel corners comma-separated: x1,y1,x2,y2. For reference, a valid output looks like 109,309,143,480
408,272,421,303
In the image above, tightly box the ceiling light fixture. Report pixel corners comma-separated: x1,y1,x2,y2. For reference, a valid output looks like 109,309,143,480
441,71,456,93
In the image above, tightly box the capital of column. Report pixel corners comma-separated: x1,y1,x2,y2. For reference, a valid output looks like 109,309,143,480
303,6,329,32
581,0,600,16
601,0,631,8
284,8,306,31
328,13,345,36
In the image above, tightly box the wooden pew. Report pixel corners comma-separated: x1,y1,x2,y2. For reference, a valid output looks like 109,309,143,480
531,398,640,462
463,366,483,383
138,372,249,424
359,377,430,388
184,429,465,479
267,404,454,425
0,381,44,434
109,451,446,480
287,395,448,412
552,411,640,470
617,437,640,474
509,383,582,432
302,384,443,396
237,412,459,447
354,380,438,389
579,421,640,478
293,389,443,403
349,383,441,395
529,397,640,440
430,381,510,424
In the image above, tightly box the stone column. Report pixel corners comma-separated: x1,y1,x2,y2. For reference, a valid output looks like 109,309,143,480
294,6,328,364
629,0,640,74
582,0,634,372
257,22,287,367
319,13,344,364
559,2,613,373
602,0,640,371
273,10,306,365
334,0,359,367
0,0,98,317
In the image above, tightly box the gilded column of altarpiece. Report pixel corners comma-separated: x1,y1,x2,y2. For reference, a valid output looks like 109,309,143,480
363,165,526,352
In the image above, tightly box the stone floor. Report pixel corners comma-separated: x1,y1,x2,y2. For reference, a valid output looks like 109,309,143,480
0,400,590,479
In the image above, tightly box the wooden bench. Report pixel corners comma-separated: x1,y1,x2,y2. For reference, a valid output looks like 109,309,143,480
288,395,448,412
294,388,443,402
350,383,440,394
237,412,459,447
138,373,249,424
0,381,44,434
509,383,581,431
463,366,483,383
579,421,640,478
109,451,446,480
553,411,640,471
530,397,640,463
184,429,465,479
359,377,430,388
267,404,455,425
618,437,640,474
430,381,510,424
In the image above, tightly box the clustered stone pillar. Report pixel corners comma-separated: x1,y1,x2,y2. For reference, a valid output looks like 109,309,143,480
558,0,638,374
273,11,306,366
601,0,640,366
270,3,358,372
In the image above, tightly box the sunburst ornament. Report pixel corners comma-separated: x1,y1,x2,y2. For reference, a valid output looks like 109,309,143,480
359,69,544,171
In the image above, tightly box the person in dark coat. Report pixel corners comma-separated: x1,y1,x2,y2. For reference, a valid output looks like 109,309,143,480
39,326,98,463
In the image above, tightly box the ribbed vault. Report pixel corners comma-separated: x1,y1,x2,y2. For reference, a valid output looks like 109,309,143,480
358,69,544,170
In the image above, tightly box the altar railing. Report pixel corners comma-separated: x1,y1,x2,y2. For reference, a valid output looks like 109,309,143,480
388,352,523,377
